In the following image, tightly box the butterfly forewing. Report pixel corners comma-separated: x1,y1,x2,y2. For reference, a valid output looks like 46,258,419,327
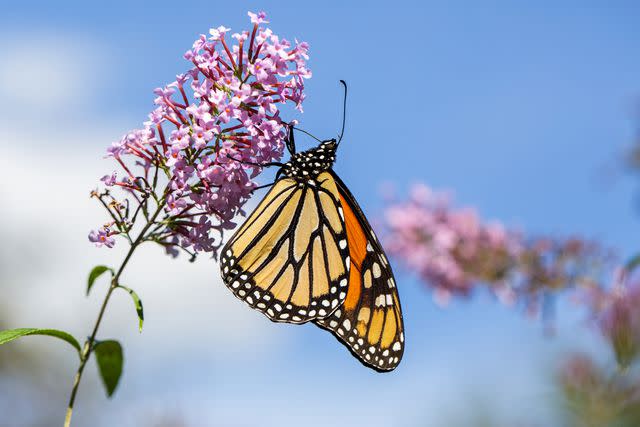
220,173,351,323
314,173,405,371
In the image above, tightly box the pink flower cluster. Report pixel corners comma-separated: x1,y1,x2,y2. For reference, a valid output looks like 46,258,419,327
557,350,640,424
584,269,640,368
558,273,640,421
90,11,310,257
384,184,520,305
383,184,609,309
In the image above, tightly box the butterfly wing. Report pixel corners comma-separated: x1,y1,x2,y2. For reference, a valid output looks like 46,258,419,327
220,173,351,324
314,172,405,372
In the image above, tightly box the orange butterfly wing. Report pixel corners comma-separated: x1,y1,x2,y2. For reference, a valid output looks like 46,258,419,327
314,173,405,371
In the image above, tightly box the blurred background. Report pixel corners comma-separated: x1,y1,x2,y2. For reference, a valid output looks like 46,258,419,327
1,1,639,426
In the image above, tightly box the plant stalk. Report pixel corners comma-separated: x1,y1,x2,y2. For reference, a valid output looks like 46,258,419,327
63,203,164,427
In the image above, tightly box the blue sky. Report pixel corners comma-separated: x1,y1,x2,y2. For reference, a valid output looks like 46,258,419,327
1,1,639,426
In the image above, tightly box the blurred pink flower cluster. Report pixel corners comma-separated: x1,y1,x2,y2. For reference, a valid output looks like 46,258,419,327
584,269,640,368
383,184,610,309
558,272,640,423
90,11,310,257
384,184,520,305
385,183,640,423
558,349,640,425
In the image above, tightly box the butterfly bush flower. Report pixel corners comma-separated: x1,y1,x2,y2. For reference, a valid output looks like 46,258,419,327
557,268,640,424
583,268,640,369
89,11,310,259
383,184,610,310
557,351,640,425
515,237,611,314
383,184,521,305
88,225,116,248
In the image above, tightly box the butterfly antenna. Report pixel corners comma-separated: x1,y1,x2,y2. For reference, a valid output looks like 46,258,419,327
293,126,323,143
337,79,348,145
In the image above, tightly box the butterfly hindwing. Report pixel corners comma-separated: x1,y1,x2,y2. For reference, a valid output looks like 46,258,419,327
314,172,405,371
220,172,351,324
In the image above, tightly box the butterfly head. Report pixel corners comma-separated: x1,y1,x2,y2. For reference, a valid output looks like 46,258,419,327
281,139,337,180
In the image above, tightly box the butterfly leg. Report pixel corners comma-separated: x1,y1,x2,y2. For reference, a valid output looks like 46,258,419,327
251,182,276,193
285,123,296,154
226,155,284,168
249,168,286,193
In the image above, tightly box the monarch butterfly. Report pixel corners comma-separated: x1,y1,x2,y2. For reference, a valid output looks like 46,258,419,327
219,81,404,371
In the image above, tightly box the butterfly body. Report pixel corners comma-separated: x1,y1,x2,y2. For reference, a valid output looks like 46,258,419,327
279,140,337,180
220,97,404,371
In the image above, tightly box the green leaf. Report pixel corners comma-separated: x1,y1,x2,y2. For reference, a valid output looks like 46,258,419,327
93,340,123,397
118,285,144,332
87,265,114,296
0,328,81,355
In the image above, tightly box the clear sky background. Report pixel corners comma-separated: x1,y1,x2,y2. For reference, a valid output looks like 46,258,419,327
0,1,639,426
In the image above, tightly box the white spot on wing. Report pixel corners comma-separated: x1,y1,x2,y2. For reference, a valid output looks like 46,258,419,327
372,262,382,278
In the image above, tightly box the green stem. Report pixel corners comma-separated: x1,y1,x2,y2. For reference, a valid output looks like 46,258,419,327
63,202,165,427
